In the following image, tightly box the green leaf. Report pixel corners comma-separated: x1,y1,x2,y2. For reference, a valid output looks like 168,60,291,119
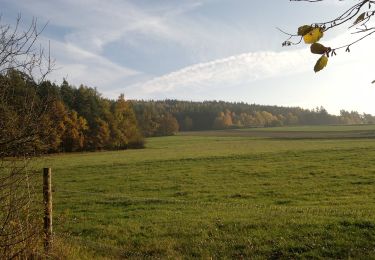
314,55,328,73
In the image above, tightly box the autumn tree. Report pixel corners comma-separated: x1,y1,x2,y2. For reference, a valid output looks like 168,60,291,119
213,110,233,129
156,113,180,136
282,0,375,74
45,100,68,152
110,94,144,149
92,118,111,150
62,111,88,152
238,113,257,127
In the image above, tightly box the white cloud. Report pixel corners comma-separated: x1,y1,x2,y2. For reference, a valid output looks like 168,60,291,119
125,48,313,98
119,31,375,114
44,38,140,90
4,0,375,114
3,0,205,90
4,0,203,53
3,0,212,91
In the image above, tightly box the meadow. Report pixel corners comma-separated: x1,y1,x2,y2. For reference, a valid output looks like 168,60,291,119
45,125,375,259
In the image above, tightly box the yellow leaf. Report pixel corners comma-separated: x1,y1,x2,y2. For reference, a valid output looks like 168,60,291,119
297,25,313,36
303,28,323,44
314,55,328,73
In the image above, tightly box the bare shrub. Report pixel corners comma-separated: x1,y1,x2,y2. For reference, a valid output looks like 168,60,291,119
0,14,53,258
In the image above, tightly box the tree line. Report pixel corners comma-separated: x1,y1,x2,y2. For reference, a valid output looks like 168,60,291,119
132,100,375,136
2,69,375,155
1,70,143,155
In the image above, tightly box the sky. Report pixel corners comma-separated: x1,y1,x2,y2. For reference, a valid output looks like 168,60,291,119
2,0,375,115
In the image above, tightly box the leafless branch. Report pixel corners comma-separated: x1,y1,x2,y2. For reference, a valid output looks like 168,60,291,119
282,0,375,53
0,14,54,83
0,15,52,258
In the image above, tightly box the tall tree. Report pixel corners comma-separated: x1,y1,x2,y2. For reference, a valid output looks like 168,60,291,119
111,94,144,149
62,111,88,152
45,100,68,152
156,113,180,136
93,118,111,150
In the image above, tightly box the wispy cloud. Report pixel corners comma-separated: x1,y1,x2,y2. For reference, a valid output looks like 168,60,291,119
124,48,313,98
45,38,141,90
3,0,207,89
3,0,375,114
3,0,300,91
4,0,203,52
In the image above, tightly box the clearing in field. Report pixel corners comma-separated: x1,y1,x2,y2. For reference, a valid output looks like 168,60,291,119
46,125,375,258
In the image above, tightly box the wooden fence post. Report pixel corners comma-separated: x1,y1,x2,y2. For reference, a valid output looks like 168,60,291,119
43,168,52,253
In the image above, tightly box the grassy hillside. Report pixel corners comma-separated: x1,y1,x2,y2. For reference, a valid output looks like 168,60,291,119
44,125,375,258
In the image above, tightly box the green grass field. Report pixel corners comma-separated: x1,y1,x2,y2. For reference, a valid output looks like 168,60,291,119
238,124,375,132
45,125,375,259
180,124,375,139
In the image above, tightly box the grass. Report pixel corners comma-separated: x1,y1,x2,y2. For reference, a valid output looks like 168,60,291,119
236,124,375,132
180,124,375,139
43,125,375,259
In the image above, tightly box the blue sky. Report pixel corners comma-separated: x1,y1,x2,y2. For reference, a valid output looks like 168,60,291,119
2,0,375,114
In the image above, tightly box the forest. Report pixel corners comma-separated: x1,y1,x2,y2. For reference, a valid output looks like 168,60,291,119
133,100,375,136
2,69,375,154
